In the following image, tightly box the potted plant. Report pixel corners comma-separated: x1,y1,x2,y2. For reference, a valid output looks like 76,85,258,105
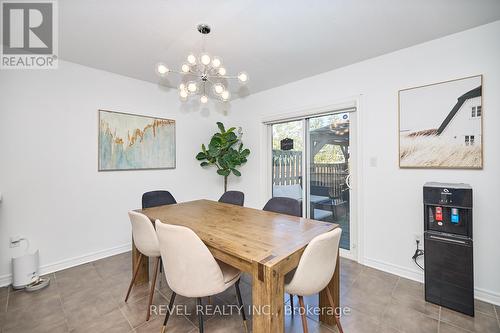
196,122,250,192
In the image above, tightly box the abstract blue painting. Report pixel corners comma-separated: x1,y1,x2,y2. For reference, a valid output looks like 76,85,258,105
98,110,175,171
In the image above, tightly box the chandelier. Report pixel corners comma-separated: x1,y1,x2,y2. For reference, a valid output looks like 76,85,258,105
155,24,249,103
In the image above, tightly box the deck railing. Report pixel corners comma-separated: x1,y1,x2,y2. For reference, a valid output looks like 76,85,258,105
272,150,347,192
272,150,302,186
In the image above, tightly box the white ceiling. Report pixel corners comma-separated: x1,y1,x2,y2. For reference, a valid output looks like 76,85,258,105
59,0,500,98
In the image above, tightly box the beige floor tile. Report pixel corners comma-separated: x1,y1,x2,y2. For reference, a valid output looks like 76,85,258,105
135,312,196,333
336,307,381,333
342,285,392,317
340,258,363,279
375,324,401,333
2,294,66,332
382,298,438,333
120,290,168,328
0,286,8,298
108,276,155,306
0,286,8,310
474,298,497,318
3,320,70,333
440,306,500,333
202,312,250,333
390,278,440,319
284,311,336,333
71,308,131,333
61,284,119,330
93,252,132,281
439,321,473,333
55,263,105,298
6,274,59,311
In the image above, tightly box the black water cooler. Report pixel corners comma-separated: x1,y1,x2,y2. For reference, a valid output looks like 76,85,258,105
423,182,474,316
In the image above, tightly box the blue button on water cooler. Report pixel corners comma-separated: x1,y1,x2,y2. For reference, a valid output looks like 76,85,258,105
451,208,459,224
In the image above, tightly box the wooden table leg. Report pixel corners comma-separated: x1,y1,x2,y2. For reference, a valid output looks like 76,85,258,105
252,262,285,333
132,239,149,285
319,251,340,325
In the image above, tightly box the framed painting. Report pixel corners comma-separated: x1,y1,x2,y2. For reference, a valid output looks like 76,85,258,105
98,110,176,171
398,75,483,169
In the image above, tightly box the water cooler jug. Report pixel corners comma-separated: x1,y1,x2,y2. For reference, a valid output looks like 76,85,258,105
423,182,474,316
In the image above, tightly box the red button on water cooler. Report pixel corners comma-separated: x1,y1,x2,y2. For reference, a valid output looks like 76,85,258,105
435,207,443,221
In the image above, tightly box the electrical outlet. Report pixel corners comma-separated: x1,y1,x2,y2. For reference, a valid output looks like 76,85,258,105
9,236,21,248
414,233,422,244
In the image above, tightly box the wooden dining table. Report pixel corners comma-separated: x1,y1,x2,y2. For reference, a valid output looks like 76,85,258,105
134,199,340,333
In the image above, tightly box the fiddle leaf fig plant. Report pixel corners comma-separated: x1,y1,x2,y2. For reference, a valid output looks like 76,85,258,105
196,122,250,192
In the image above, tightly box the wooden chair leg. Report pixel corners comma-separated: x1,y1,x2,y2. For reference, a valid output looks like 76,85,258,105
290,294,294,314
125,253,143,302
298,296,308,333
159,257,163,287
326,286,344,333
161,292,176,333
197,297,204,333
146,256,160,321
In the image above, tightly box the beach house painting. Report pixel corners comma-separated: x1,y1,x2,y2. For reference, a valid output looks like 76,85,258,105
98,110,176,171
399,75,483,169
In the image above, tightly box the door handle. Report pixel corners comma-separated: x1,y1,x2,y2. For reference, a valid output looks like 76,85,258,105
346,173,352,190
429,235,467,245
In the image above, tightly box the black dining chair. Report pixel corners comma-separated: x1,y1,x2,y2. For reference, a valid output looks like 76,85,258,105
142,190,177,209
140,190,177,286
263,197,302,217
218,191,245,206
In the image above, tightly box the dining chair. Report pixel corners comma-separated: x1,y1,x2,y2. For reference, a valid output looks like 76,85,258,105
125,211,161,321
155,221,247,333
218,191,245,206
142,190,177,209
285,228,343,333
263,197,302,217
141,191,177,278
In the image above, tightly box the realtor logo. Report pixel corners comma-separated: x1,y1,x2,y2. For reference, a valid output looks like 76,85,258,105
1,0,58,69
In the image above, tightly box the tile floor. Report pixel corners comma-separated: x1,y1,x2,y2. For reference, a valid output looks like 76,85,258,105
0,252,499,333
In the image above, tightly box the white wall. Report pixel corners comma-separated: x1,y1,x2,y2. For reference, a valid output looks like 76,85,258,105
0,60,232,285
229,21,500,304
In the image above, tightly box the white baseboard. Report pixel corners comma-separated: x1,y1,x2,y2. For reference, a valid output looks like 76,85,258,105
363,256,500,306
363,256,424,283
0,243,132,287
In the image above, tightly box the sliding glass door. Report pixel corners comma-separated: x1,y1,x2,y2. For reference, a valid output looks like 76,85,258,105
269,111,356,258
307,113,352,253
271,120,303,202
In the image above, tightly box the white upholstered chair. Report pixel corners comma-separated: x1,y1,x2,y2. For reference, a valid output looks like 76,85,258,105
155,220,247,333
125,211,161,321
285,228,343,333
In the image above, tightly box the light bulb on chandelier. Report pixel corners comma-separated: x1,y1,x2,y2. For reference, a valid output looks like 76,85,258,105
238,71,249,83
214,83,224,94
212,57,222,68
221,90,230,101
156,63,169,76
154,24,248,103
187,81,197,93
181,63,190,73
200,53,211,66
187,53,197,65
